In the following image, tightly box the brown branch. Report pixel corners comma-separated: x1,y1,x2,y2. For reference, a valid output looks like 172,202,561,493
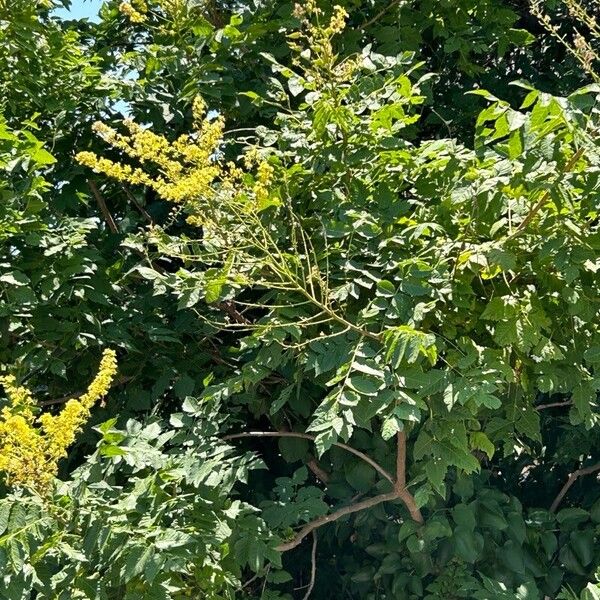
307,458,330,484
301,531,318,600
222,431,395,485
88,180,118,234
536,400,572,411
215,301,252,325
506,147,585,241
396,430,406,488
394,431,424,524
277,490,400,552
121,184,153,224
359,0,402,30
225,429,424,553
550,461,600,513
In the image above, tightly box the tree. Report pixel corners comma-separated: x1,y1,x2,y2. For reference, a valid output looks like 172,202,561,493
1,0,599,598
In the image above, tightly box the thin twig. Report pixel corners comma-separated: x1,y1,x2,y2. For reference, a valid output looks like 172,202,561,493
550,461,600,512
121,184,153,224
223,431,394,485
295,285,381,342
88,180,118,234
359,0,403,30
241,572,260,590
302,531,318,600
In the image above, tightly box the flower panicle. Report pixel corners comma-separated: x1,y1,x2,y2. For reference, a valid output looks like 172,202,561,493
76,103,277,222
119,1,146,23
0,349,118,492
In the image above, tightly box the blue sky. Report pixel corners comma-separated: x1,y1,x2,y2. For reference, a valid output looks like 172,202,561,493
55,0,104,21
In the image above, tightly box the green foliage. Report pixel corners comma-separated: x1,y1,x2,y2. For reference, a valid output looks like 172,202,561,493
120,8,600,595
0,401,275,599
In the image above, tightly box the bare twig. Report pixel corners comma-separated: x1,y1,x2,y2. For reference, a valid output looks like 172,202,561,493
550,461,600,512
223,431,395,484
506,147,585,241
88,180,118,234
302,531,318,600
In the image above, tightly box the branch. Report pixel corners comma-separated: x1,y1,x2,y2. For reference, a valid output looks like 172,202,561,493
395,431,424,524
277,491,400,552
360,0,403,30
88,180,118,234
535,400,572,411
225,429,424,553
550,461,600,513
121,184,153,224
396,430,406,487
506,147,585,241
301,531,318,600
223,431,395,484
307,458,330,484
214,301,252,325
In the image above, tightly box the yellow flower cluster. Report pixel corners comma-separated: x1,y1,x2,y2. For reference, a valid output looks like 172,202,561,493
77,115,225,206
76,96,278,223
254,161,275,208
192,94,207,125
326,5,348,36
157,0,182,16
119,1,147,23
0,349,117,491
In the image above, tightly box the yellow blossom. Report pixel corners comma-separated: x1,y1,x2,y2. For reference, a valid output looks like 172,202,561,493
119,1,146,23
0,349,117,492
77,99,277,230
244,146,261,169
78,111,230,210
253,161,275,208
327,5,348,35
192,95,207,124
